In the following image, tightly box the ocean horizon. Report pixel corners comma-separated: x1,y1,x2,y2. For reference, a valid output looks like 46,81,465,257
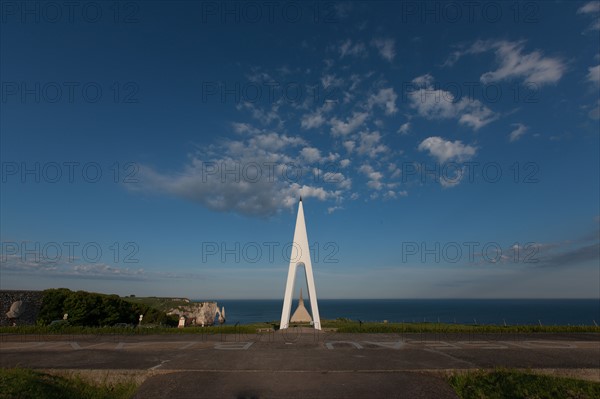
192,299,600,326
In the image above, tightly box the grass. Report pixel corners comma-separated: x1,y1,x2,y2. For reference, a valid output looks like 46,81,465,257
448,369,600,399
321,319,600,333
0,368,138,399
1,320,598,335
0,323,269,335
121,296,195,313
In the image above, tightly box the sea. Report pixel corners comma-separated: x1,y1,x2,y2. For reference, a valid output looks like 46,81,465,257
194,299,600,326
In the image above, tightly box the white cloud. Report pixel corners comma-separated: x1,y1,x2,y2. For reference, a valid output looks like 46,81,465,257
237,101,282,126
371,38,395,61
445,40,566,86
316,166,352,190
418,136,477,163
509,123,528,142
340,159,351,168
0,254,160,281
339,39,367,58
301,102,335,130
356,131,389,158
439,167,465,188
343,140,355,153
383,190,407,200
412,74,434,87
578,1,600,14
330,111,369,136
333,2,353,19
577,1,600,31
384,190,397,199
129,130,344,217
589,99,600,120
231,122,261,135
322,152,340,162
359,164,384,190
301,111,326,129
321,73,344,88
388,163,401,179
341,74,363,104
367,87,398,115
300,147,322,163
246,133,306,152
398,122,411,134
457,105,498,130
578,1,600,30
408,76,498,130
327,206,343,214
587,65,600,85
335,175,352,190
292,184,335,201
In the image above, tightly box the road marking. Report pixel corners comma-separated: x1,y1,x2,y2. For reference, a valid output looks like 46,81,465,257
179,342,196,350
421,341,461,350
70,342,81,350
455,341,509,349
149,360,170,370
214,342,253,350
326,341,363,350
423,348,477,367
516,341,578,349
115,342,125,350
363,341,404,350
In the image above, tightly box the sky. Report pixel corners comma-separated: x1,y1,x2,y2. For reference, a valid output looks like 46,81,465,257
1,1,599,299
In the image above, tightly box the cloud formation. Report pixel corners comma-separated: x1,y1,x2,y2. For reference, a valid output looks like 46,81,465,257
408,75,498,130
418,137,477,163
371,38,395,62
339,39,367,58
509,123,528,142
587,65,600,86
129,130,349,217
445,40,566,86
577,1,600,31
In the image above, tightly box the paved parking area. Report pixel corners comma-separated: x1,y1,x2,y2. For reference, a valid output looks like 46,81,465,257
1,332,598,398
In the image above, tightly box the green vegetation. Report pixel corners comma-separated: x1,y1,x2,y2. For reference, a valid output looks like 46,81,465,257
2,319,598,335
8,288,600,334
320,319,600,333
0,323,267,335
122,296,195,313
448,369,600,399
37,288,178,327
0,368,137,399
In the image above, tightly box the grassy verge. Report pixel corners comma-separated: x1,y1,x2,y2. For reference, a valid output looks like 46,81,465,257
448,369,600,399
2,321,599,335
0,323,269,335
321,319,600,333
121,296,194,312
0,368,138,399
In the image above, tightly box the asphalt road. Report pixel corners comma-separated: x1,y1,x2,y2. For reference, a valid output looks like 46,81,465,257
1,331,598,398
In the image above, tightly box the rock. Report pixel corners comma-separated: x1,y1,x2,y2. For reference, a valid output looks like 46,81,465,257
167,302,219,326
6,300,24,319
218,306,225,325
0,291,43,326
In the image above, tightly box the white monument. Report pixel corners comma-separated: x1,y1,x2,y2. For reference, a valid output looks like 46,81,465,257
290,289,312,323
280,197,321,330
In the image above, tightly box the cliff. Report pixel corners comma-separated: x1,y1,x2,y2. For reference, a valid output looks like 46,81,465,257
166,302,219,326
0,290,44,326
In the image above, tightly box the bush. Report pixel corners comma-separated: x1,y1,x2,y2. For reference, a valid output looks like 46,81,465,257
37,289,178,328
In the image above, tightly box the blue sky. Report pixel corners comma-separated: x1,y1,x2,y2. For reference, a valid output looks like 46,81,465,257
1,1,599,299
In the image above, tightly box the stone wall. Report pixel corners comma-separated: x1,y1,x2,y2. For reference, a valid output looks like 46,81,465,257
0,290,44,326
